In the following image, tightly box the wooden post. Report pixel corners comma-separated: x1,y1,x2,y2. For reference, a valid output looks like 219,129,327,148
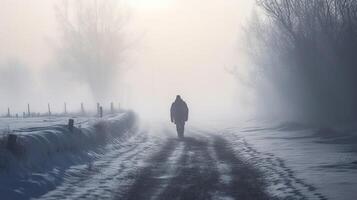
7,107,10,117
16,113,18,118
99,106,103,118
64,102,67,114
48,103,51,116
68,119,74,132
23,112,26,118
27,104,30,117
7,134,17,152
81,103,85,115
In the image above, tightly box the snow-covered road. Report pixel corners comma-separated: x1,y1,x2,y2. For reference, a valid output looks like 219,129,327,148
31,125,270,200
3,118,355,200
37,125,164,200
120,128,269,200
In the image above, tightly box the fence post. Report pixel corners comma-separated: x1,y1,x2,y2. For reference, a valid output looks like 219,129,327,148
81,103,85,115
7,107,10,117
48,103,51,116
27,104,30,117
64,102,67,114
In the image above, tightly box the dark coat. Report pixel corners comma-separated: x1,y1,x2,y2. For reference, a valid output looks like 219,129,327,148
170,99,189,124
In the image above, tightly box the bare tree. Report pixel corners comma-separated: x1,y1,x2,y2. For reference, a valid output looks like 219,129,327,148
54,0,128,101
242,0,357,124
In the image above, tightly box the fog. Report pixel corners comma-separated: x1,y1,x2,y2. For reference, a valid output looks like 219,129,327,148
241,0,357,125
3,2,357,198
0,0,254,122
3,0,357,126
124,0,255,121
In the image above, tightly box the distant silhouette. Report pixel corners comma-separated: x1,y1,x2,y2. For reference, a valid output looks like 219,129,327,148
170,95,189,138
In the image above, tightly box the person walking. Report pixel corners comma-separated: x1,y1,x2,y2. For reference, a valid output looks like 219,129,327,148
170,95,189,138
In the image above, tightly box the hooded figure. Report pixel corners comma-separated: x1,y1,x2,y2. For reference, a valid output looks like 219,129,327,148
170,95,189,138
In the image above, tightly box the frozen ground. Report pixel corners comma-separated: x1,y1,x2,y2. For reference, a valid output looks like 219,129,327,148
222,120,357,200
1,116,356,200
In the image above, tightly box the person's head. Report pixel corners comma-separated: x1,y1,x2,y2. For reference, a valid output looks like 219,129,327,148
175,95,181,101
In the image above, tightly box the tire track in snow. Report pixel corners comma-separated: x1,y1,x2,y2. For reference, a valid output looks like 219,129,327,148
119,137,184,200
211,135,270,200
122,128,270,200
157,134,221,200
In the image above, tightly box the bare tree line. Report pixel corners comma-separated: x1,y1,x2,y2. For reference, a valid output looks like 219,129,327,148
242,0,357,124
257,0,357,58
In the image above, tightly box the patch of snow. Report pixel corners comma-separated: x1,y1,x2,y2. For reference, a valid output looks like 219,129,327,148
0,111,137,199
223,120,357,200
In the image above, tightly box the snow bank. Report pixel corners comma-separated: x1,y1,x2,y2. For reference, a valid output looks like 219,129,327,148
0,111,137,172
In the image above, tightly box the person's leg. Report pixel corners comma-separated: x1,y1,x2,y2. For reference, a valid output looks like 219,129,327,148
181,122,185,138
176,122,184,138
178,125,183,138
179,122,185,138
176,123,180,138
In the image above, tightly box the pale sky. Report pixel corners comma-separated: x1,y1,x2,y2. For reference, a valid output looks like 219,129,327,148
0,0,255,121
125,0,254,120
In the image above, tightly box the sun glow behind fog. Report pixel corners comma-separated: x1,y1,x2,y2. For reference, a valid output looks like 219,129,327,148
123,0,255,122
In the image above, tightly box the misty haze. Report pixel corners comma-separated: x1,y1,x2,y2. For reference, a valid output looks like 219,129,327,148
1,0,357,199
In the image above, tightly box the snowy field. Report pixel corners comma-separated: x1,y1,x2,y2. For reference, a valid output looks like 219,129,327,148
0,115,356,200
222,120,357,200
